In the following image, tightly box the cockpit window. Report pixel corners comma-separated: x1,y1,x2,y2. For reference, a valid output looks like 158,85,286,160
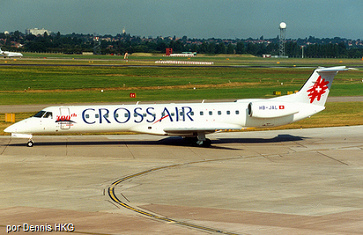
43,112,53,118
33,111,46,118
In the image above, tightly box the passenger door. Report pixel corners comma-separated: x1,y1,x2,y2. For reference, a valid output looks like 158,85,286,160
59,107,71,130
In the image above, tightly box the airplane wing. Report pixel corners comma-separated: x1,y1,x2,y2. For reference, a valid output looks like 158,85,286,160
163,123,242,135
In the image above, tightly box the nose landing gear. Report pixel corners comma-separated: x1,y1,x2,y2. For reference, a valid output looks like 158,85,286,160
27,139,34,147
8,133,34,147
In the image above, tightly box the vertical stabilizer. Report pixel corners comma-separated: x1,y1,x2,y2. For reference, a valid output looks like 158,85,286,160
273,66,346,106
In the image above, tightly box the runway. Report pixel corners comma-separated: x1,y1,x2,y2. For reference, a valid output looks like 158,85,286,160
0,126,362,234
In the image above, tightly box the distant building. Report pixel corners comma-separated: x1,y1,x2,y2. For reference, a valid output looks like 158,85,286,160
26,28,51,36
166,48,173,56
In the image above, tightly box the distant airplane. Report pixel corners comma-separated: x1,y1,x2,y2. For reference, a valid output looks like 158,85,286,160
4,66,347,147
0,48,23,58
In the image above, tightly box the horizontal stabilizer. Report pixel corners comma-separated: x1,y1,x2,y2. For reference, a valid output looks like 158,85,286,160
316,66,347,73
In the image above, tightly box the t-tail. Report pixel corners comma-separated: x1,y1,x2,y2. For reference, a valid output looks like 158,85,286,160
273,66,347,106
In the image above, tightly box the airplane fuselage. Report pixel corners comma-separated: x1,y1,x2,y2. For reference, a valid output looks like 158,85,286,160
4,66,347,147
7,100,323,136
0,50,23,58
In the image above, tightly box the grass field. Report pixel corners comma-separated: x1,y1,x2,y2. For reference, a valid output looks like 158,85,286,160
0,62,362,104
0,54,362,134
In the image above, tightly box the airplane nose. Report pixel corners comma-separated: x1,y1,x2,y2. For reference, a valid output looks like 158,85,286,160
4,119,33,134
4,120,27,133
4,123,17,133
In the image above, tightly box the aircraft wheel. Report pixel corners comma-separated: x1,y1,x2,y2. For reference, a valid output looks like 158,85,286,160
27,141,34,147
204,138,212,147
196,138,211,147
184,137,211,147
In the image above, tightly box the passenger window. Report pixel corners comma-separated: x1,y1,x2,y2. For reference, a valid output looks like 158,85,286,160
227,111,230,115
209,111,213,115
200,111,204,116
235,110,240,115
95,114,99,118
218,111,221,115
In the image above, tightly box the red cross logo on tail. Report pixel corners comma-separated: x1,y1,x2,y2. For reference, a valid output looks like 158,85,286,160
307,76,329,103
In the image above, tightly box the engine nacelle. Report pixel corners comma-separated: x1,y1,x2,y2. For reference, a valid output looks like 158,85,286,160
248,102,299,119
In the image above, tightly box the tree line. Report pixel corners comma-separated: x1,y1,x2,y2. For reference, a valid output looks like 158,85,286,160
1,31,362,58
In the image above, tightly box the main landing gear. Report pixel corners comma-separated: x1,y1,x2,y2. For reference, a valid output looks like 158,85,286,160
196,138,211,147
184,133,212,147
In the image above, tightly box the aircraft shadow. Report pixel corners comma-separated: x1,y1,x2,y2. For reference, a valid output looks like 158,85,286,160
215,134,305,144
4,134,305,149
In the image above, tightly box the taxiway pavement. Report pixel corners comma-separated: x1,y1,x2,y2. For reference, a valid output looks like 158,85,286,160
0,126,362,234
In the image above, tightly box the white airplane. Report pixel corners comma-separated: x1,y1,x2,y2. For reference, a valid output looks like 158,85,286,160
0,48,23,58
4,66,347,147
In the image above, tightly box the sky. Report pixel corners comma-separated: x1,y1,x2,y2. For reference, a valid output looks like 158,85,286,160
1,0,362,39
